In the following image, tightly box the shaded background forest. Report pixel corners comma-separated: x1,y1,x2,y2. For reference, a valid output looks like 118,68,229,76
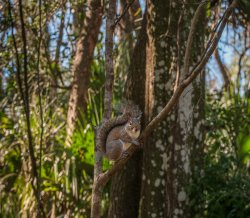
0,0,250,217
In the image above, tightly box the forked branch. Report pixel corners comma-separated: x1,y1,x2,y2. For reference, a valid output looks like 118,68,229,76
94,0,238,190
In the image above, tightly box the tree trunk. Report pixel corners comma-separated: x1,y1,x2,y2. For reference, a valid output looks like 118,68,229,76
108,15,147,218
140,1,206,218
108,1,206,217
66,0,103,147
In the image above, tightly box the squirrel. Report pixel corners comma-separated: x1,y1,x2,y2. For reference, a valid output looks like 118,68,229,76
96,100,142,161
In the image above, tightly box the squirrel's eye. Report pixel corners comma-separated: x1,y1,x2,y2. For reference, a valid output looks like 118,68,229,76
129,122,132,125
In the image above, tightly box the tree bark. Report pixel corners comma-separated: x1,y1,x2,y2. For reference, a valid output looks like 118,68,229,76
108,15,147,218
108,1,206,217
98,1,237,217
91,1,116,217
140,1,206,218
66,0,103,147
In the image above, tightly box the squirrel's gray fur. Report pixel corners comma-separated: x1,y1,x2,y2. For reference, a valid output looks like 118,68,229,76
95,100,142,154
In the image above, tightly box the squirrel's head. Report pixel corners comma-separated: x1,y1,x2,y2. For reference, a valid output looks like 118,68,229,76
125,117,141,138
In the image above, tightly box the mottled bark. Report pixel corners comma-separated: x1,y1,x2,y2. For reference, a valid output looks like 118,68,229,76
93,1,237,218
108,15,147,218
109,3,206,217
140,1,206,218
107,5,144,217
66,0,103,147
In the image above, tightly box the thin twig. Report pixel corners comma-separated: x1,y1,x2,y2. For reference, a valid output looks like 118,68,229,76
8,1,26,108
9,0,46,216
191,2,226,73
214,48,231,88
42,38,62,86
183,0,208,76
237,46,250,94
51,84,72,90
113,0,135,28
55,2,66,86
37,0,44,209
18,0,46,216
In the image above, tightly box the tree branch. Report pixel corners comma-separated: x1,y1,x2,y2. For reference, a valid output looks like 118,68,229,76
37,0,44,210
8,1,26,109
236,46,250,94
103,0,117,119
113,0,136,28
9,0,46,216
214,48,231,88
94,0,238,190
54,2,66,86
51,84,72,90
55,3,66,65
174,4,184,92
91,0,117,217
183,0,208,76
143,0,238,138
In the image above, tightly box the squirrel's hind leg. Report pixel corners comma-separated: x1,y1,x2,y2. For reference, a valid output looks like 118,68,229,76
106,140,123,161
